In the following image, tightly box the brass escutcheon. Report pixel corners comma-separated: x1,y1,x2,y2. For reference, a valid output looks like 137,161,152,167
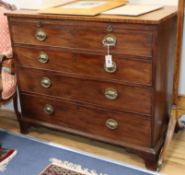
40,77,51,88
35,30,47,41
36,21,42,28
104,61,117,73
104,88,118,100
106,24,113,32
43,104,54,115
105,119,118,130
38,52,49,64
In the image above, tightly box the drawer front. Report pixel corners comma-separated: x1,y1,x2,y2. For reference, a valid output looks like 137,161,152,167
20,94,152,147
11,20,153,57
15,47,152,86
18,68,152,115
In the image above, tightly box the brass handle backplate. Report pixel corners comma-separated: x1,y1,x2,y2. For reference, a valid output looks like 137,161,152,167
104,88,118,100
104,61,117,73
38,52,49,64
43,104,54,115
41,77,51,88
105,119,118,130
35,30,47,41
102,34,117,47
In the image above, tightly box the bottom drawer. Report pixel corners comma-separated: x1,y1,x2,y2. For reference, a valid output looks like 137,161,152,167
20,94,152,147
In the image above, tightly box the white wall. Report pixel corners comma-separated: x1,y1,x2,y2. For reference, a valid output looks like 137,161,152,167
179,18,185,95
5,0,179,6
3,0,73,9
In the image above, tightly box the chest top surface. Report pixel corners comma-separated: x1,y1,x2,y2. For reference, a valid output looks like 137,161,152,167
6,6,177,24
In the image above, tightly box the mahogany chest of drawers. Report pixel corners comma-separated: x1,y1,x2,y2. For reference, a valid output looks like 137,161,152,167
6,7,177,170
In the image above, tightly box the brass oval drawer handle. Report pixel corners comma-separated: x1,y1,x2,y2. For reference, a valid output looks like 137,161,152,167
35,30,47,41
104,61,117,73
104,88,118,100
38,52,49,64
41,77,51,88
102,34,117,47
43,104,54,115
105,119,118,130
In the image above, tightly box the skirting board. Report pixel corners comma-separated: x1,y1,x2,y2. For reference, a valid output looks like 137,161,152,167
0,109,17,120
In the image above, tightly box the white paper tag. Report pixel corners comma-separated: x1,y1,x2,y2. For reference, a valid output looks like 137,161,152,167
105,54,113,68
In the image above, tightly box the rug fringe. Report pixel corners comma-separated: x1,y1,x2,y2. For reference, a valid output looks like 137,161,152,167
49,158,108,175
0,150,17,172
0,163,6,172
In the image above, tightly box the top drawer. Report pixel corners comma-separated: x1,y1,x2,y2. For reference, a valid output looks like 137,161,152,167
10,19,154,57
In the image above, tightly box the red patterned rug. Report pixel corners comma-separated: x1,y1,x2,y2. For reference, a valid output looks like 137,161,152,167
39,164,85,175
39,158,105,175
